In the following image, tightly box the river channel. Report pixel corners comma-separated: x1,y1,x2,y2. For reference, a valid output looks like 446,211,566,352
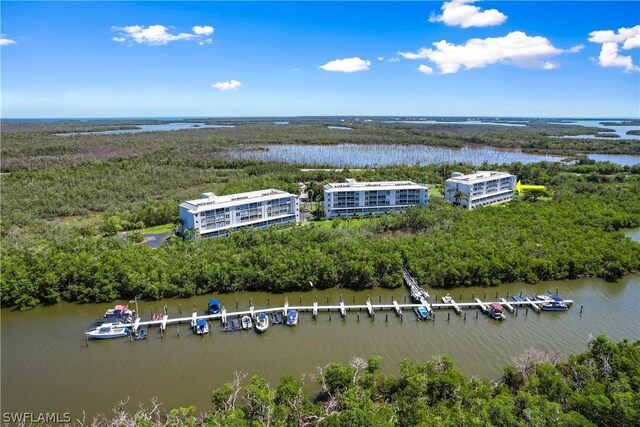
1,273,638,419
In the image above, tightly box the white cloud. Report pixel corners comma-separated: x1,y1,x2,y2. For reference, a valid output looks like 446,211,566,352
377,56,385,61
192,25,214,36
111,24,214,46
418,64,434,75
0,35,17,46
429,0,507,28
589,25,640,72
212,79,242,91
399,31,582,74
198,38,213,46
318,57,371,73
387,57,400,63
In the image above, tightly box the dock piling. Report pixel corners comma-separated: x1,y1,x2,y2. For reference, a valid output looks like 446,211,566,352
300,295,302,303
447,313,450,321
235,300,238,309
250,298,253,307
385,313,388,322
464,312,467,321
496,291,499,298
179,304,182,315
515,309,518,317
556,287,559,295
476,310,479,319
472,292,475,299
326,296,329,303
506,291,509,298
580,305,583,314
357,313,360,322
526,308,529,316
177,324,179,336
378,296,382,303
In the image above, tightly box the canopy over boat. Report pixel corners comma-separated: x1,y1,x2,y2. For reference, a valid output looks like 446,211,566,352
257,313,267,320
489,302,503,311
196,319,207,326
114,305,127,311
209,299,220,307
551,296,563,302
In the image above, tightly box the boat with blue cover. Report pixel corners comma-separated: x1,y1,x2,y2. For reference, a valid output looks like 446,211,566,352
195,319,209,335
414,305,430,320
208,299,221,315
286,310,299,326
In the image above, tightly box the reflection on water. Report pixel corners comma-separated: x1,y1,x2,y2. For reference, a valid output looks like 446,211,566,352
1,275,638,418
230,144,564,166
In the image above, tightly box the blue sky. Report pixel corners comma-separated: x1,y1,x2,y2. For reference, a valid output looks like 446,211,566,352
1,1,639,118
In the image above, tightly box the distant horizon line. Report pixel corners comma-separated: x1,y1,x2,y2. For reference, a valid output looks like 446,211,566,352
2,115,639,121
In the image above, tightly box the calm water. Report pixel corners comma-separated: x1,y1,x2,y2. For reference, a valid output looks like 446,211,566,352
231,144,564,166
385,120,527,127
2,275,638,418
57,122,234,136
552,119,640,141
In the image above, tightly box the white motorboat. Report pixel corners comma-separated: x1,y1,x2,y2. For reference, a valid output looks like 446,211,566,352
441,294,453,304
241,315,253,330
286,310,299,326
194,319,209,335
85,322,130,339
255,312,269,333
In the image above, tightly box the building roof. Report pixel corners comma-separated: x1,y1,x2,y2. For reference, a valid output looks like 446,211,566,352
446,171,514,184
324,179,427,192
180,189,296,213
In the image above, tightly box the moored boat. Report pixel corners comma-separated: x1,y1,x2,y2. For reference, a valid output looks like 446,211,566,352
85,322,130,339
415,305,430,320
104,304,134,322
488,302,506,320
286,310,299,326
208,299,221,315
540,295,569,311
441,294,453,304
195,319,209,335
242,315,253,330
255,312,269,333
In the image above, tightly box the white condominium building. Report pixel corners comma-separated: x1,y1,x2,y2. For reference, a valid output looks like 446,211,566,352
444,171,517,210
179,189,300,238
323,179,428,219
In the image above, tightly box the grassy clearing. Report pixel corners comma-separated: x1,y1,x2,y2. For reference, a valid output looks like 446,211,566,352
141,223,174,234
